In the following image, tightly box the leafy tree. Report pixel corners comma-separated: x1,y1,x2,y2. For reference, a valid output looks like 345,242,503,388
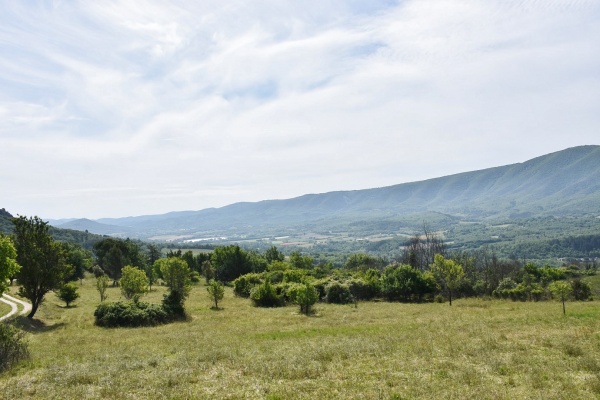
344,253,386,272
430,254,464,306
207,280,225,309
146,244,162,267
549,281,573,315
62,243,93,282
201,260,215,284
381,264,436,302
93,238,146,283
155,257,191,316
0,235,20,295
211,245,253,282
247,250,268,273
157,258,191,296
181,251,198,272
289,251,314,270
96,274,110,302
288,282,319,315
265,246,285,264
119,266,149,301
57,282,80,307
12,216,73,319
145,264,157,291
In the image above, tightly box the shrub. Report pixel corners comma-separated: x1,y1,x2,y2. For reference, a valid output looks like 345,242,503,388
571,278,592,301
57,282,80,307
0,323,29,372
207,280,225,309
92,265,105,278
325,281,354,304
283,269,306,283
346,278,379,301
233,273,263,298
250,279,284,307
263,270,284,284
162,291,186,318
287,283,319,315
94,301,169,327
190,271,201,283
311,278,331,300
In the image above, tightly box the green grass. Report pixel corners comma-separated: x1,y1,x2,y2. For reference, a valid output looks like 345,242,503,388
0,301,11,317
1,280,600,399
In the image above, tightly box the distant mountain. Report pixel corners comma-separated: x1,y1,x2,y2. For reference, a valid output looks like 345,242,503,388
47,145,600,241
0,209,105,249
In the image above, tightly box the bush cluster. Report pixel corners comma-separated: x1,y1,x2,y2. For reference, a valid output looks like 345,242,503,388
94,301,170,327
250,280,284,307
0,323,29,372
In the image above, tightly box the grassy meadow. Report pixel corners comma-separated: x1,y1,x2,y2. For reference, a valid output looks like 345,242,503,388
1,277,600,399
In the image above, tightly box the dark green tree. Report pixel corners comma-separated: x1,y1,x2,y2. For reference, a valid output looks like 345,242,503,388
265,246,285,264
211,245,253,282
12,216,73,319
93,238,146,283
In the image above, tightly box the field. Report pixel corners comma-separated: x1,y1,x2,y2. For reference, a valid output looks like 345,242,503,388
1,278,600,399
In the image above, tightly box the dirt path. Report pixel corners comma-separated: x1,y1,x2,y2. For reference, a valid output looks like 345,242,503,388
0,293,32,321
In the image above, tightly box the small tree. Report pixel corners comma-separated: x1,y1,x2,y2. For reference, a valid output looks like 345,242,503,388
207,280,225,309
289,282,319,315
155,257,191,317
431,254,464,306
57,282,80,307
96,274,110,302
119,265,149,301
549,280,573,315
0,235,20,296
201,260,215,284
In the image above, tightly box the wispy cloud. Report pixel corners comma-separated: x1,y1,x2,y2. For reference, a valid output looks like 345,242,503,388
1,0,599,218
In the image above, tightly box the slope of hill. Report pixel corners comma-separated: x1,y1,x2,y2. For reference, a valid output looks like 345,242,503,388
0,210,105,250
64,145,599,238
55,218,133,237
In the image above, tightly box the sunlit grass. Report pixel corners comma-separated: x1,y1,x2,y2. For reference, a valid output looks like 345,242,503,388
1,278,600,399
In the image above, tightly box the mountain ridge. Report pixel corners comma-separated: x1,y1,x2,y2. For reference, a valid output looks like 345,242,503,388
52,145,600,239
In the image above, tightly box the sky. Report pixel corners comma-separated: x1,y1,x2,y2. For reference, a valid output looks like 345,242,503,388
1,0,599,220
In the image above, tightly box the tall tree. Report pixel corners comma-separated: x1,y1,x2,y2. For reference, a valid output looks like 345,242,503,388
0,234,20,295
211,245,253,282
265,246,285,264
12,216,73,319
430,254,464,306
155,257,191,316
93,238,146,283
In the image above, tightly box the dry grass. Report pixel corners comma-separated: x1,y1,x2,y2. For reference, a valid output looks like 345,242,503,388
1,278,600,399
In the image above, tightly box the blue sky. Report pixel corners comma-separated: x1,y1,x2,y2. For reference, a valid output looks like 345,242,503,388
1,0,599,219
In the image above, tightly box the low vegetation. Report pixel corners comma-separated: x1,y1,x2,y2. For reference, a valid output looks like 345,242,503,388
1,278,600,399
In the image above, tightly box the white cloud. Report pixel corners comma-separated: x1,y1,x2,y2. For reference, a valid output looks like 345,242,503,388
1,0,599,218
